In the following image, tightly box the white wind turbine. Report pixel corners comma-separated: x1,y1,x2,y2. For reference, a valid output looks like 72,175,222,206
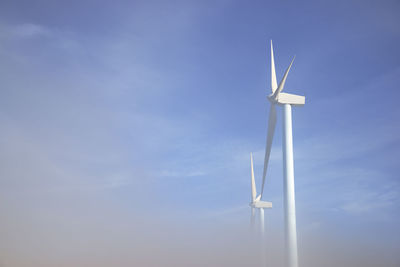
249,152,272,235
258,40,305,267
249,152,271,266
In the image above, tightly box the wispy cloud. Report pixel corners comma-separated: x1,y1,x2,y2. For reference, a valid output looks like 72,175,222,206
156,169,207,178
341,184,400,215
0,23,50,39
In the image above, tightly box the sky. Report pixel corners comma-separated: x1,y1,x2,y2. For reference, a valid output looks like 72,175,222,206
0,0,400,266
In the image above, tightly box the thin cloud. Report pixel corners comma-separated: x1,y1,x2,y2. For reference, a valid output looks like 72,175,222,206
1,23,50,39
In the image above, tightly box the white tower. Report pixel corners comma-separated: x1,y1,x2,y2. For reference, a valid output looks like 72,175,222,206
283,103,298,267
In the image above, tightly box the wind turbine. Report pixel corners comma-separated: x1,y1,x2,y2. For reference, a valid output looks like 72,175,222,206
259,40,305,267
249,152,271,266
249,152,272,236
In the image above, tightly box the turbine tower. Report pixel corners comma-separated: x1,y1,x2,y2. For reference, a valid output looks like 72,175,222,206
259,41,305,267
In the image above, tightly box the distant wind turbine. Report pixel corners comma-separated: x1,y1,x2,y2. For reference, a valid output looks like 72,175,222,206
249,152,272,236
258,40,305,267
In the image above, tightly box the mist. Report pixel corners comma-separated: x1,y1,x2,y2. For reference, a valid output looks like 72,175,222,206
1,0,400,266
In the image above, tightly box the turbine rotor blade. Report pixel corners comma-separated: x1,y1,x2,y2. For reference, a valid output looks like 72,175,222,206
260,104,277,197
270,40,278,92
250,153,257,202
273,55,295,100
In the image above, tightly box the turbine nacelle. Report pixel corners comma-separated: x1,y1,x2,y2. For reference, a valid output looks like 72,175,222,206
250,199,273,209
267,92,305,106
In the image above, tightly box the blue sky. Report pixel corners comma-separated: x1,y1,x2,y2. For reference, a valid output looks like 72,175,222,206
0,0,400,266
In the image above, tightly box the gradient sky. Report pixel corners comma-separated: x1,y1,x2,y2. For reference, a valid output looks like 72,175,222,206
1,0,400,266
